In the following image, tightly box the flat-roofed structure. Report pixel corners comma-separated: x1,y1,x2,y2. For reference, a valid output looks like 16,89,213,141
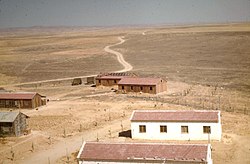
0,111,29,136
77,142,212,164
118,77,167,94
0,92,46,109
131,110,221,141
96,72,136,86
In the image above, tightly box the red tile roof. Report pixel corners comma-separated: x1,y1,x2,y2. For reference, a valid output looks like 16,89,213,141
78,142,209,163
131,110,219,123
0,92,38,100
118,77,163,85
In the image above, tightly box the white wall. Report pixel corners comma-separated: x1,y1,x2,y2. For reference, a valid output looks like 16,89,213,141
79,162,152,164
79,160,211,164
131,121,221,141
207,144,213,164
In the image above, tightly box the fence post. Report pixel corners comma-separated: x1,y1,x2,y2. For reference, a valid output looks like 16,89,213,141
121,120,124,131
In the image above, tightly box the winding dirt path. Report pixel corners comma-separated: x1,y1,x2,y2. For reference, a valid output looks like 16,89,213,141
4,37,133,163
104,36,133,73
6,36,132,87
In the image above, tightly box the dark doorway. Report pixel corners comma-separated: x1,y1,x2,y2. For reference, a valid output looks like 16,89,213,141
118,130,131,138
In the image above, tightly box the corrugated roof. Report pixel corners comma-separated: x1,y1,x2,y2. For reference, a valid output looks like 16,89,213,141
118,77,163,85
97,72,133,77
96,76,125,80
0,92,38,100
96,72,134,80
78,142,209,163
130,110,219,123
0,112,20,122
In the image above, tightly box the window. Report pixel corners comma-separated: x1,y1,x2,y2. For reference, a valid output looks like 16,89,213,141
24,101,29,106
98,80,101,83
139,125,146,133
150,87,153,90
122,86,124,90
160,125,167,133
114,80,116,83
140,87,143,90
203,126,211,134
181,126,189,133
131,86,133,90
0,100,4,105
14,101,18,106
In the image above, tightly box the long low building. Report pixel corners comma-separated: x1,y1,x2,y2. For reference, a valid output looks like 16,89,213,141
130,110,222,141
96,72,136,86
77,142,212,164
0,92,46,109
118,77,167,94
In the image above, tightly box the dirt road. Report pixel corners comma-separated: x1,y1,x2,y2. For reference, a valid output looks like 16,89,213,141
19,118,130,164
6,36,132,87
104,36,133,73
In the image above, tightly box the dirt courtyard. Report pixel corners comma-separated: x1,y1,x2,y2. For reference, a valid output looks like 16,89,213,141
0,23,250,164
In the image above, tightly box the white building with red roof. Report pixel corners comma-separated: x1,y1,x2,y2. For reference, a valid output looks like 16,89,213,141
77,142,213,164
130,110,222,141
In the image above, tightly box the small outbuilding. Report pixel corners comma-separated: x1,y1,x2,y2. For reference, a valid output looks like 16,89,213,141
77,142,212,164
96,72,136,86
0,92,46,109
118,77,167,94
72,78,82,86
0,111,29,137
86,76,95,85
130,110,222,141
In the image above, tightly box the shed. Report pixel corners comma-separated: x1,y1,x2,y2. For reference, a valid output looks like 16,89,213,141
72,78,82,86
0,92,46,109
86,76,95,85
130,110,222,141
77,142,212,164
118,77,167,94
0,111,29,136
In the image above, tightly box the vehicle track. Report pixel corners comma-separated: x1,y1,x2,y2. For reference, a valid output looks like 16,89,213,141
7,36,132,87
104,36,133,73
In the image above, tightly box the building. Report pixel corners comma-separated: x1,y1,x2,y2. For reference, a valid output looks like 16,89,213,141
72,78,82,86
86,76,95,85
118,77,167,94
77,142,212,164
0,111,29,137
130,110,222,141
0,92,46,109
96,72,136,86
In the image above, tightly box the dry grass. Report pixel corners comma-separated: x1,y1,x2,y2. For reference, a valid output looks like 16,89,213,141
117,30,250,94
0,24,250,164
0,29,126,84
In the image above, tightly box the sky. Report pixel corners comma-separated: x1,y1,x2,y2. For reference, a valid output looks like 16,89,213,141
0,0,250,28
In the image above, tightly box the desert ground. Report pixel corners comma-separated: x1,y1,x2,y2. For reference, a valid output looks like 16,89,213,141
0,23,250,164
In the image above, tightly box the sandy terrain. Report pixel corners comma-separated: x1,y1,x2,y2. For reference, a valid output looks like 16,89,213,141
0,23,250,164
